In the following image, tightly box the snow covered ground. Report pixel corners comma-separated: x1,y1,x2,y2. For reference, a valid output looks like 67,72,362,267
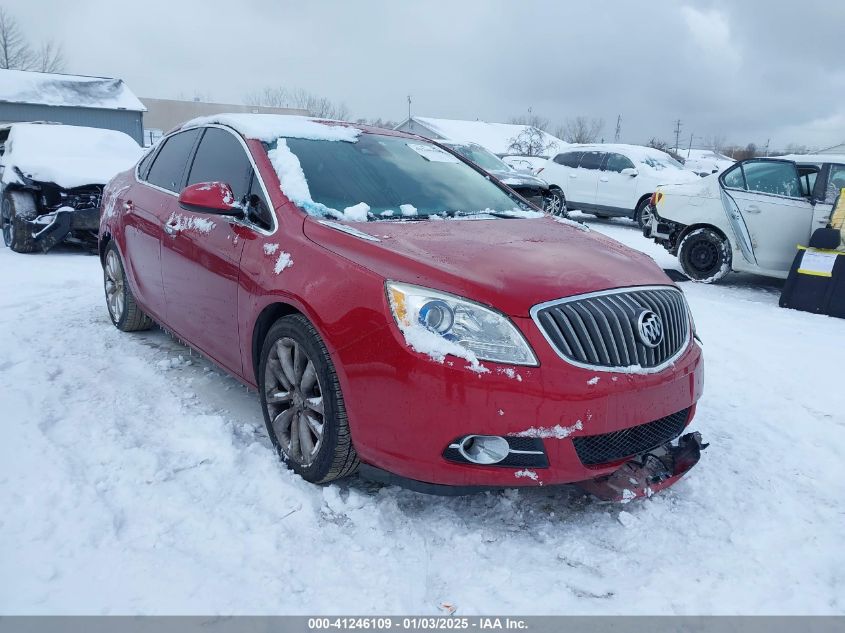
1,216,843,615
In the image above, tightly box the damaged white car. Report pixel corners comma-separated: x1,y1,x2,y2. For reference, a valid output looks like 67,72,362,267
645,155,845,281
0,122,141,253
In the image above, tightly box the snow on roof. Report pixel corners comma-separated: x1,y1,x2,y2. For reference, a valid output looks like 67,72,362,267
182,113,361,143
402,116,567,156
0,69,145,112
775,153,845,165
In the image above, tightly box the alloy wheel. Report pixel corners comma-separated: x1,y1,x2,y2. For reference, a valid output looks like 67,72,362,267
545,191,564,216
104,250,125,321
1,198,12,247
264,337,325,467
638,204,653,229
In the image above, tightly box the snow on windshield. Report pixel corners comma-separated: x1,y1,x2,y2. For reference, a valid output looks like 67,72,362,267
0,124,142,189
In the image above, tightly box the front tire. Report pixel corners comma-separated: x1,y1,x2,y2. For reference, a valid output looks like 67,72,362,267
678,228,732,283
260,314,358,484
634,199,653,230
544,187,566,216
2,190,38,253
103,242,154,331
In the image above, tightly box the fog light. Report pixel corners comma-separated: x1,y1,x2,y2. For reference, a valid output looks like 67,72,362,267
458,435,510,465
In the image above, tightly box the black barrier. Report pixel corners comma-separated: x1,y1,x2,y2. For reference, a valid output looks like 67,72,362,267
0,617,844,633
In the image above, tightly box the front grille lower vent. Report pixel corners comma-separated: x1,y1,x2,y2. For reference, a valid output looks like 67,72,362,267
573,408,690,466
532,286,690,370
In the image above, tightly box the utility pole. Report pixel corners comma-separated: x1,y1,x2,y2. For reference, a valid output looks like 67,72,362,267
407,95,412,126
614,114,622,143
687,132,694,158
673,119,682,154
764,138,770,157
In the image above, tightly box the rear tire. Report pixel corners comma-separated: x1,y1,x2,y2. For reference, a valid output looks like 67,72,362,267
2,190,38,253
678,228,732,283
634,199,652,230
103,242,154,331
259,314,358,484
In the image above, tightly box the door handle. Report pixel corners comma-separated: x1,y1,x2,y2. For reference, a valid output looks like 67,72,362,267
569,173,577,178
599,177,609,182
164,223,178,236
745,205,761,214
123,200,134,212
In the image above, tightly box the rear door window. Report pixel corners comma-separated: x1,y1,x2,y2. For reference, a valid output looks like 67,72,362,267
145,129,200,192
187,128,253,203
826,164,845,203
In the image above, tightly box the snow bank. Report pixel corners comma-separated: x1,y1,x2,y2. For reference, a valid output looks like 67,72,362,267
183,113,361,143
0,123,142,189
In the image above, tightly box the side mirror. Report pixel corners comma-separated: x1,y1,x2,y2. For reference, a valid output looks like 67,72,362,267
621,168,638,177
178,182,244,217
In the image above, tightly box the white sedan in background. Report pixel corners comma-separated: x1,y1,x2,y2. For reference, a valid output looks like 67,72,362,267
645,155,845,281
536,144,700,227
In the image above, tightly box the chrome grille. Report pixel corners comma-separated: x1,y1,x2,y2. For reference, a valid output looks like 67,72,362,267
531,286,690,370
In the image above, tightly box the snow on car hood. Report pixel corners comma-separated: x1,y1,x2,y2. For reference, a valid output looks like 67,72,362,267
1,124,142,189
304,215,671,317
488,170,548,189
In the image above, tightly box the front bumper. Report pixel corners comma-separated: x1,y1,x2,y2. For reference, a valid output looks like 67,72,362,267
334,314,705,494
29,206,99,251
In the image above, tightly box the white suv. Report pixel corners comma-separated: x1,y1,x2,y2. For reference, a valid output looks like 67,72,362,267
537,144,700,228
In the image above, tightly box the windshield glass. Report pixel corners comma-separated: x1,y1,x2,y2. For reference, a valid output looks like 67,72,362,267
275,133,527,220
643,155,685,170
447,144,509,172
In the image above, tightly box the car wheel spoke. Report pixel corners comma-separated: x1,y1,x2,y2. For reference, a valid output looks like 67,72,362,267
277,340,299,387
305,396,323,415
298,412,315,458
272,407,295,438
304,412,324,437
300,360,317,393
289,413,301,460
266,388,293,404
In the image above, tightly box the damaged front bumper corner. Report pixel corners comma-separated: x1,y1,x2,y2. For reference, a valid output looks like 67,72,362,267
30,206,99,251
576,432,708,502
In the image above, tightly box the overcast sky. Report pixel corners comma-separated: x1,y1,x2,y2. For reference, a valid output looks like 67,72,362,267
6,0,844,150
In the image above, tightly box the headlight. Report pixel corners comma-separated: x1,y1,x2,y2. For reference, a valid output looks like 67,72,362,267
386,281,538,367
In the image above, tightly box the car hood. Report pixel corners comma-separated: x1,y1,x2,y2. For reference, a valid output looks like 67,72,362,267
303,216,672,317
488,170,549,189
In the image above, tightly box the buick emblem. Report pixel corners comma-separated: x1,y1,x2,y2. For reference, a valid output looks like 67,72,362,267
636,310,664,348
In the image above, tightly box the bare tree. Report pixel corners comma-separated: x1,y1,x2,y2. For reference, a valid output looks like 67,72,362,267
646,137,684,162
0,7,34,70
557,116,604,144
507,127,555,157
508,113,551,133
245,86,350,120
0,8,66,72
37,40,65,73
355,117,398,130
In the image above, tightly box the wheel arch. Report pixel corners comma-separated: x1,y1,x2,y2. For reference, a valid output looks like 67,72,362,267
634,193,653,216
251,301,305,383
676,222,730,249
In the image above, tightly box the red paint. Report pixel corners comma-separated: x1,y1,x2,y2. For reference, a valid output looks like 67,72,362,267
100,123,704,493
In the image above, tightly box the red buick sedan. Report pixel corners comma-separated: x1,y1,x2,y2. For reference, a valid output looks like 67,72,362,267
99,114,705,501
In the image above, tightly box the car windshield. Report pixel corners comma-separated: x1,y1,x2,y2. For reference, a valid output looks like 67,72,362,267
447,144,509,172
643,155,685,170
273,133,528,220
